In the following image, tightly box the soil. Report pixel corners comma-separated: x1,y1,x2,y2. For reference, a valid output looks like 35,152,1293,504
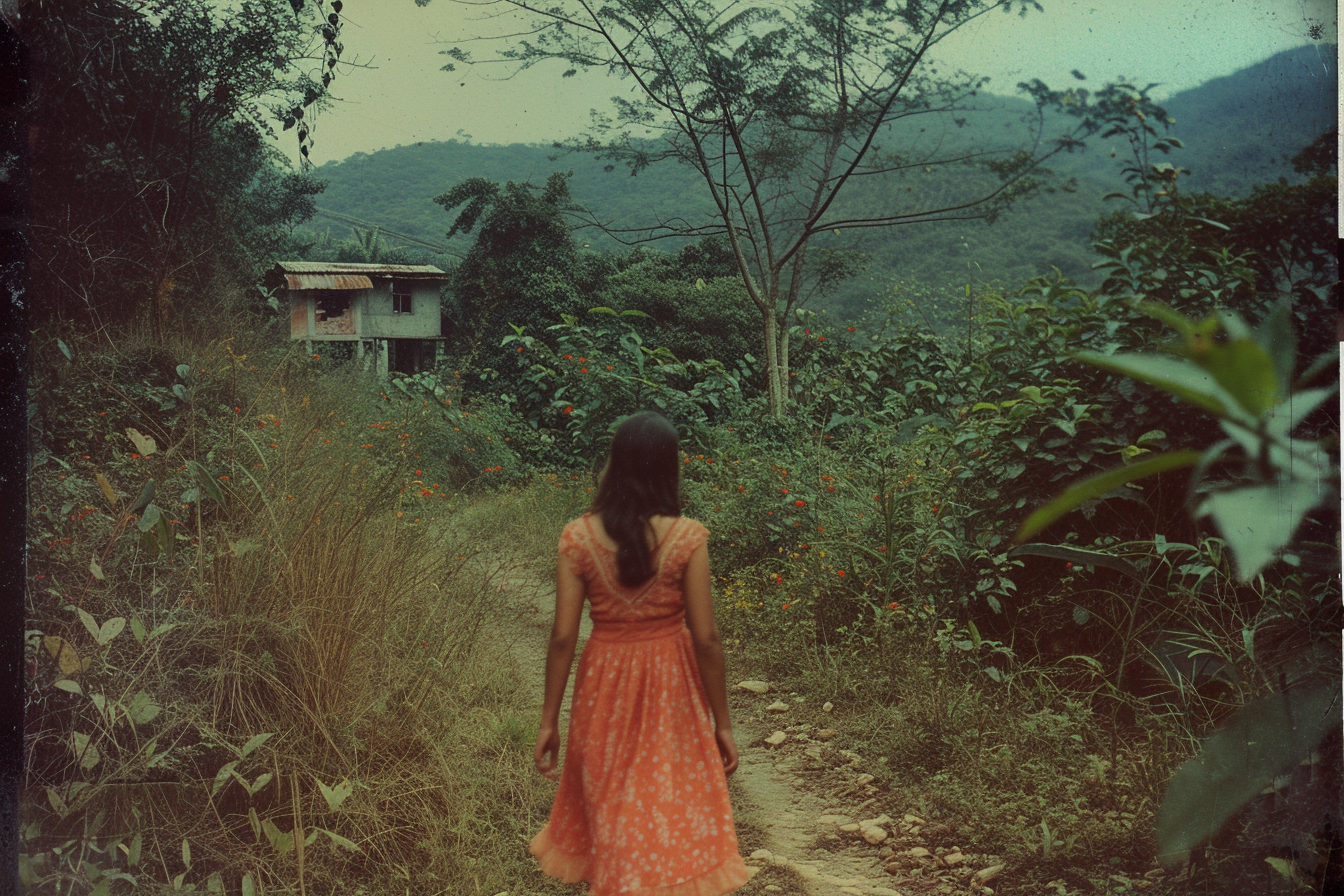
472,542,992,896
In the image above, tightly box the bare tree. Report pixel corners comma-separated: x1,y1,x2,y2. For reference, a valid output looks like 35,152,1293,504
431,0,1103,415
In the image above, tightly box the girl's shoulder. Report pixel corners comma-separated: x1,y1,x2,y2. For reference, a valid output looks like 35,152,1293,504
667,515,708,548
558,514,593,556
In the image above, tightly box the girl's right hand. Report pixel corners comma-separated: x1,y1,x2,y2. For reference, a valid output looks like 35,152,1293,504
534,724,561,779
716,726,738,776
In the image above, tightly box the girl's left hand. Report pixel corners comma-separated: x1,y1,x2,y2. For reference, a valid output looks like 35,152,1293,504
534,724,561,778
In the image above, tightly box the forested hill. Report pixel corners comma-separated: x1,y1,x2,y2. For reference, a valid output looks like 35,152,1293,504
311,43,1335,311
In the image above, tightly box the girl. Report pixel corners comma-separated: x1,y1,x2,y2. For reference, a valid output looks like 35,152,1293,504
530,412,751,895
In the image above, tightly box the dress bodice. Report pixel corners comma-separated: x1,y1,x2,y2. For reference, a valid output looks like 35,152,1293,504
558,514,709,638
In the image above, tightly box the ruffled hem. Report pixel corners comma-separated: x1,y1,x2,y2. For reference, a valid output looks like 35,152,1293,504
529,826,756,896
529,825,589,884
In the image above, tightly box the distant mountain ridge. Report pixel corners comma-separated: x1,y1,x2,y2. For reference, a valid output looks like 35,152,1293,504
309,43,1335,313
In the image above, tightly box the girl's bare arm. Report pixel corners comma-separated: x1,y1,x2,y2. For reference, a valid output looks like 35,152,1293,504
535,550,585,777
683,541,738,773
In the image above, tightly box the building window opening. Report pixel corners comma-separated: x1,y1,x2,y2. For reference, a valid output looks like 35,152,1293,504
393,282,412,314
315,292,350,321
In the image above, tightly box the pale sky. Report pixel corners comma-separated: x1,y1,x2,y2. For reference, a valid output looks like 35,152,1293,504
292,0,1338,166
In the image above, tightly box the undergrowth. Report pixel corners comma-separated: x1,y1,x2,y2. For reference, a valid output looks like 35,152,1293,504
23,326,572,895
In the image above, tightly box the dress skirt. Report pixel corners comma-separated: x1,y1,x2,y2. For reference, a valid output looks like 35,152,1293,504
529,620,751,896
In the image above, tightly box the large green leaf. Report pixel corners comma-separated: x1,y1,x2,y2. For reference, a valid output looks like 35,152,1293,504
1156,680,1341,867
1074,352,1246,422
1199,479,1324,581
1257,296,1297,397
1015,450,1202,543
1262,387,1336,442
1198,337,1279,417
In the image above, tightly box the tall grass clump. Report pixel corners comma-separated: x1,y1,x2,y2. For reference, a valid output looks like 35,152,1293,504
24,328,574,895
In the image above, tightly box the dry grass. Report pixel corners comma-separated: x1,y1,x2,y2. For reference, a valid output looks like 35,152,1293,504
22,334,581,895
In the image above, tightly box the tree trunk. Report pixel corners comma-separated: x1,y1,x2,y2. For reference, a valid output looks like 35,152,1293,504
762,306,784,417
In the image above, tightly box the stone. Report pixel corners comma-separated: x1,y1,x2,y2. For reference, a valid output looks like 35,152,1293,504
764,887,783,893
859,820,889,845
879,845,896,859
869,814,893,825
736,680,770,694
823,701,834,712
974,864,1004,884
764,731,787,746
765,700,790,713
903,813,927,827
908,847,931,859
942,851,965,867
749,848,773,861
815,728,838,740
838,823,860,833
819,814,854,826
885,861,902,875
855,773,876,785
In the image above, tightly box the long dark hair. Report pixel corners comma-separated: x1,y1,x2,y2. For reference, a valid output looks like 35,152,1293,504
590,412,682,587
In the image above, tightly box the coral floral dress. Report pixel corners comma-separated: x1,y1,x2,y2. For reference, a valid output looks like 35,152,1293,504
529,514,751,896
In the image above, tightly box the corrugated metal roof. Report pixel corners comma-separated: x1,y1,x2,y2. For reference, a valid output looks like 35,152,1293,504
284,273,374,290
275,261,449,279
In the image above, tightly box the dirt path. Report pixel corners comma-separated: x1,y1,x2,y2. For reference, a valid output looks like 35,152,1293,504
469,542,971,896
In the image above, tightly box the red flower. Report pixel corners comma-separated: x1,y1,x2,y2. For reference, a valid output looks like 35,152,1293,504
794,499,805,507
563,354,573,360
837,569,845,577
782,602,792,610
781,488,789,495
580,368,588,373
848,326,855,332
563,406,573,414
888,601,900,609
774,575,783,584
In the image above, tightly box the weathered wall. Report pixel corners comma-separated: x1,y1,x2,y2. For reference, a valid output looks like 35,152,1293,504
358,282,441,339
290,293,308,338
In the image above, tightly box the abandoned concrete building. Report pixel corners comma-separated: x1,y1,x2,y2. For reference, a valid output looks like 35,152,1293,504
270,262,449,376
